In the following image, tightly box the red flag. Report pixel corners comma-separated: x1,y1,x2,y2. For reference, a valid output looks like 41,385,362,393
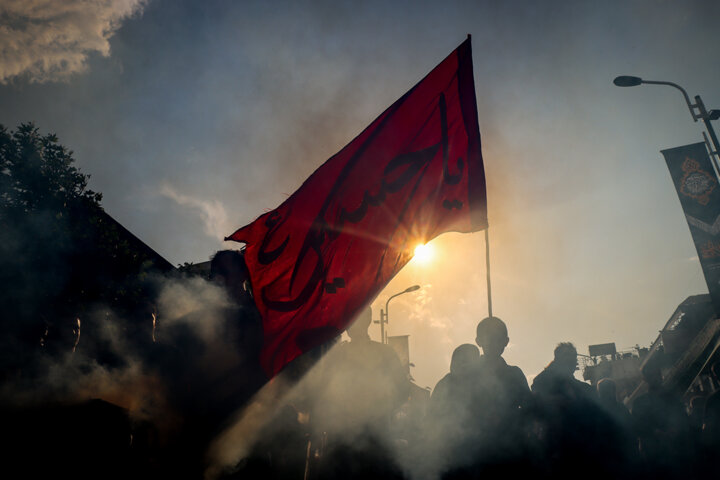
227,37,487,376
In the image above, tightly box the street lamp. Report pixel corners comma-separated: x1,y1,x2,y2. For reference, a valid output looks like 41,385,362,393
376,285,420,344
613,75,720,161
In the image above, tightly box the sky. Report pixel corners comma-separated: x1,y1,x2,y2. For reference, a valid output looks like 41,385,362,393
2,0,720,390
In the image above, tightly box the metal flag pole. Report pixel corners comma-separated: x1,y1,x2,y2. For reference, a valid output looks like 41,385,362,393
485,227,493,318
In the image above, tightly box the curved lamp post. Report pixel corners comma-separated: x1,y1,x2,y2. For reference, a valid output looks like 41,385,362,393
377,285,420,344
613,75,720,160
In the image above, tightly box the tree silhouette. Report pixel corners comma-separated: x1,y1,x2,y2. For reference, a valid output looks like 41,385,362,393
0,123,102,217
0,123,170,380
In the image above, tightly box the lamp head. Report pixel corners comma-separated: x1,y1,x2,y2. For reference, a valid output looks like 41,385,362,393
405,285,420,293
613,75,643,87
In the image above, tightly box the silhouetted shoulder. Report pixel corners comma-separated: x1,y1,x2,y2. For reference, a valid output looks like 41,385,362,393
428,373,453,416
507,364,530,390
530,368,550,394
431,373,452,398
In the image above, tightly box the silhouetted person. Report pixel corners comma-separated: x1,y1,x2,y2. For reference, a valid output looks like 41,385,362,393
209,249,254,308
208,249,266,379
697,362,720,475
205,249,267,414
631,359,690,479
443,316,531,478
532,342,591,400
532,342,606,478
688,394,706,442
683,394,709,477
704,387,720,435
596,377,637,477
305,307,409,480
423,344,480,478
701,382,720,476
428,344,480,422
235,402,310,480
597,377,634,431
152,249,267,477
474,316,531,407
688,395,706,430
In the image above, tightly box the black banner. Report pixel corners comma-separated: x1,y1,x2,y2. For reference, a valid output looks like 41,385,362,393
663,142,720,316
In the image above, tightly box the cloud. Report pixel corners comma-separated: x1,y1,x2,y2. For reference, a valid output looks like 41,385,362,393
159,183,230,240
0,0,146,83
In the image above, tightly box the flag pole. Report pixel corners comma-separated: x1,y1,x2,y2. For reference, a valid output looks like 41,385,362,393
467,32,492,318
485,227,493,318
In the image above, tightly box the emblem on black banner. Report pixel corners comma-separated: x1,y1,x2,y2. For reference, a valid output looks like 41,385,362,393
680,157,717,205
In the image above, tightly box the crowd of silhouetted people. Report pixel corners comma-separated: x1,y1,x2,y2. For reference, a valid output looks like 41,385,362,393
5,248,720,480
228,312,720,480
150,253,720,480
204,251,720,479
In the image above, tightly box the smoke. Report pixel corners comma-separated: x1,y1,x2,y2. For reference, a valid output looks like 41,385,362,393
0,271,258,437
1,263,705,479
397,283,462,388
205,373,300,479
0,303,169,424
155,273,232,342
0,0,146,84
159,183,231,241
205,331,418,479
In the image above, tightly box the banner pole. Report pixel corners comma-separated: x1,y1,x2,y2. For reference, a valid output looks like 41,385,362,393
485,228,493,318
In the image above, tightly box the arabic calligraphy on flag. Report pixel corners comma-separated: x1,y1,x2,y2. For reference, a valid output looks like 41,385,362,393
227,38,487,376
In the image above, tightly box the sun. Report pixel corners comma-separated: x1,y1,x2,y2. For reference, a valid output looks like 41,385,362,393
413,243,434,264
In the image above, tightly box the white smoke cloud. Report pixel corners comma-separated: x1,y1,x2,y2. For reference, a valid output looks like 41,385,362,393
159,183,231,241
155,274,232,342
0,0,146,83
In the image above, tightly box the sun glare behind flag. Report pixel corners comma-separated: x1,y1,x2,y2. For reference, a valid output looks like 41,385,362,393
227,37,488,376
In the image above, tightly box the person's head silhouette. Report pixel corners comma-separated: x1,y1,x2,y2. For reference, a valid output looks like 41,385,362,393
597,377,617,403
451,343,480,377
209,249,251,304
347,306,372,342
475,316,509,359
553,342,578,376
